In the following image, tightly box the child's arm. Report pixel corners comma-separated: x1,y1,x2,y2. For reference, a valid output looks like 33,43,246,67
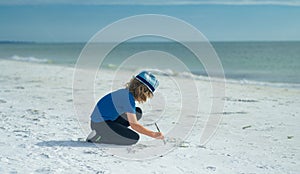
126,112,164,139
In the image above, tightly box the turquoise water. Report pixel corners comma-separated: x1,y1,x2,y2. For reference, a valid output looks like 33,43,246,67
0,41,299,86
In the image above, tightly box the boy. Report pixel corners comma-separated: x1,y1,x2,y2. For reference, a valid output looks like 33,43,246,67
87,71,164,145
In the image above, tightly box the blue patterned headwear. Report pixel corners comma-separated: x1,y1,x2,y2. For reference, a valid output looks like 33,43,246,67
135,71,159,93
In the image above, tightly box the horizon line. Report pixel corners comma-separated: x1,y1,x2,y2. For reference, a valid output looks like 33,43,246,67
1,40,300,44
0,0,300,7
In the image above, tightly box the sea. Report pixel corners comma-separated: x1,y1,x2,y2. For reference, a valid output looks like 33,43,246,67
0,41,299,88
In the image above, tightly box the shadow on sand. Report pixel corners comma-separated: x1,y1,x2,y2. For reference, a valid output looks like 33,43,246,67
36,140,97,148
36,140,125,148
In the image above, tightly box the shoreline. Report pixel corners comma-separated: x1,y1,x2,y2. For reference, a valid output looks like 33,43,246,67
2,58,300,90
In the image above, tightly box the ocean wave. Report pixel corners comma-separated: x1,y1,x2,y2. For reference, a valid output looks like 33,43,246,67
145,68,300,89
107,64,117,69
98,65,300,89
232,79,300,89
10,55,52,64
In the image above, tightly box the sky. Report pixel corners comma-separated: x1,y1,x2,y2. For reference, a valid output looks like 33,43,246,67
0,0,300,42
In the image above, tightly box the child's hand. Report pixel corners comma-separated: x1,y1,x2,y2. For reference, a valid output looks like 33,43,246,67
152,132,164,140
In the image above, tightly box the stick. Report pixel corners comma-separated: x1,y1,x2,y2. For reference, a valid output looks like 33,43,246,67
155,123,166,145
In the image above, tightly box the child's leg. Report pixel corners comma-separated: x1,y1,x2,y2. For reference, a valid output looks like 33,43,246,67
113,107,143,127
105,121,139,145
91,121,139,145
136,107,143,120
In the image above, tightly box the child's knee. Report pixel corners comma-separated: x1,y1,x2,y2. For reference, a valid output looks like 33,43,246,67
133,132,140,141
127,133,139,145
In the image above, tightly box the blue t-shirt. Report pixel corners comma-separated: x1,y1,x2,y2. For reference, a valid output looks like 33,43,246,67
91,89,136,123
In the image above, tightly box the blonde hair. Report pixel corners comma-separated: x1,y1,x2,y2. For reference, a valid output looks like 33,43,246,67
126,78,153,103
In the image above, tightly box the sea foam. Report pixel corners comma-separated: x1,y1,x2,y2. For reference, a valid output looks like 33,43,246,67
147,68,300,89
10,55,52,64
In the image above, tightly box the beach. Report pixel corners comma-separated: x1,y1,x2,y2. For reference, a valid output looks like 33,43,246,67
0,59,299,173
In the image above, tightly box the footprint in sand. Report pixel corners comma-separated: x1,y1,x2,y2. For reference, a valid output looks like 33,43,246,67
66,99,73,102
0,99,7,103
15,86,25,89
26,109,40,115
206,166,217,171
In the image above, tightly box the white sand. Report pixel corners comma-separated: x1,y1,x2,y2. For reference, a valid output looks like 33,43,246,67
0,60,299,173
